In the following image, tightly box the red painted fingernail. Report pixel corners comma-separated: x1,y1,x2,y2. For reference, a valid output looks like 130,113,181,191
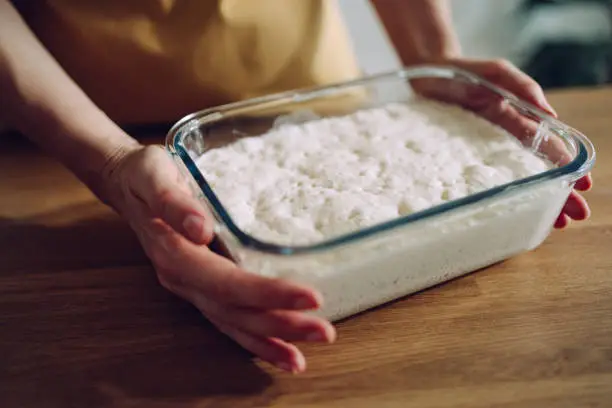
555,214,571,229
576,177,592,191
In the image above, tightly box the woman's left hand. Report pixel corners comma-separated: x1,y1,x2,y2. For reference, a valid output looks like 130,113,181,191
413,57,592,229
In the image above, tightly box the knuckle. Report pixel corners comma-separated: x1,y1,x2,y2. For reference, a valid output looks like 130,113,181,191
207,269,260,305
155,189,174,214
156,189,193,221
142,144,167,162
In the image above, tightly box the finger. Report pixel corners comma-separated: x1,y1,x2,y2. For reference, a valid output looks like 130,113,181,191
562,191,590,221
162,190,214,245
554,213,570,229
463,87,571,166
186,251,322,310
146,224,323,310
203,305,335,343
463,60,598,168
468,94,570,165
161,278,308,373
412,63,570,165
575,174,593,192
465,59,556,117
213,319,306,373
131,146,214,245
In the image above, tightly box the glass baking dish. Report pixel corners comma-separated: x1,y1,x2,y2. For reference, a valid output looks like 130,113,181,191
166,66,595,322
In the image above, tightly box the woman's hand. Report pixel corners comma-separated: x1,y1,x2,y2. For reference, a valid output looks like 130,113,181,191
371,0,592,229
2,0,335,370
102,145,335,373
413,57,593,229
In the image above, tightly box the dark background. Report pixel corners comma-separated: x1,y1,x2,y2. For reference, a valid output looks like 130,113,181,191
520,0,612,89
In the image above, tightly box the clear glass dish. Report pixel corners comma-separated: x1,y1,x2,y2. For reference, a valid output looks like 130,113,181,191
166,66,595,321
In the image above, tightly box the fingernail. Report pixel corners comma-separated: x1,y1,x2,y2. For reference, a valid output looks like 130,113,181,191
576,177,592,192
183,214,205,241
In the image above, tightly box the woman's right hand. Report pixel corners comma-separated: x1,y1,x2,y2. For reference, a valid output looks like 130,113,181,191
102,144,336,373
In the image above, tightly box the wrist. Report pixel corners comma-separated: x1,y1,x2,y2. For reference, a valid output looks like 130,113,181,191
372,0,462,67
398,49,460,68
83,140,142,212
397,30,462,67
17,99,142,209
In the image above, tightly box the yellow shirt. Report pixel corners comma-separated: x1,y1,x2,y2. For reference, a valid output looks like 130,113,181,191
17,0,362,124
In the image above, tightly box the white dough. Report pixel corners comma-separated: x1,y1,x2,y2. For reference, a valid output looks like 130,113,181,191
197,99,552,246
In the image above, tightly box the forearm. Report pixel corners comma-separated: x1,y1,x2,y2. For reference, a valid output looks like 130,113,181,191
0,0,139,202
370,0,461,65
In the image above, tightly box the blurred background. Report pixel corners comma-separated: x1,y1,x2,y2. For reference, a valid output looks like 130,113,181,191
339,0,612,90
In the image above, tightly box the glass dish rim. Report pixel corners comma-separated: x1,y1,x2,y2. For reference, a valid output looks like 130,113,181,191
166,65,596,256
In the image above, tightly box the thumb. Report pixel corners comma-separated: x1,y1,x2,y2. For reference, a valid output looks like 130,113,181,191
132,146,215,245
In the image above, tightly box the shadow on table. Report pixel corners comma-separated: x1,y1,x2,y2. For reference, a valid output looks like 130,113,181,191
0,209,147,272
0,210,275,408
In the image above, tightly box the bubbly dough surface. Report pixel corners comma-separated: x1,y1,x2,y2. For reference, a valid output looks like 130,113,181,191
197,99,552,245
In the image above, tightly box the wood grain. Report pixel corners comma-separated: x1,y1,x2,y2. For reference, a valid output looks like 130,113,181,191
1,87,611,408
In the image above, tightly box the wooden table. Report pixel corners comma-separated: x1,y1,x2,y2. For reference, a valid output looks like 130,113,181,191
1,87,611,408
